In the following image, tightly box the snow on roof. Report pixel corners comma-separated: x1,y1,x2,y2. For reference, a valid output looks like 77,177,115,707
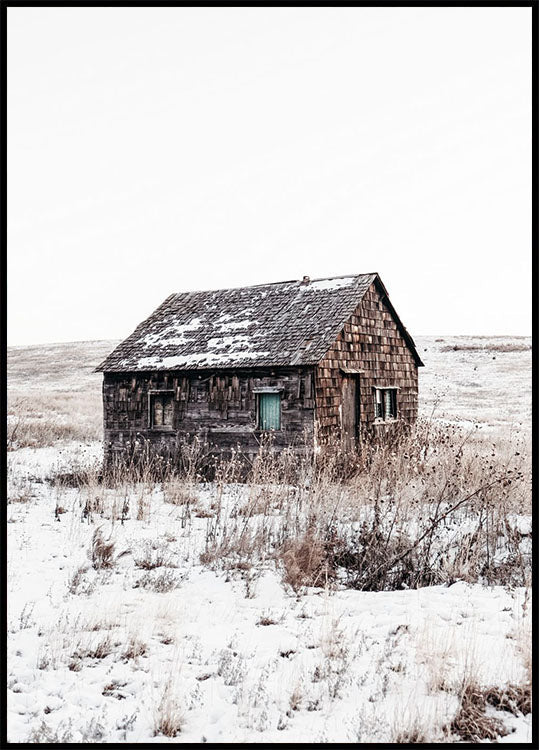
96,273,404,372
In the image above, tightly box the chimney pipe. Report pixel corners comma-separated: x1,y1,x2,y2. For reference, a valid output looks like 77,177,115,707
300,275,310,286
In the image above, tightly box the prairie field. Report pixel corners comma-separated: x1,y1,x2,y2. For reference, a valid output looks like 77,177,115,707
6,336,532,743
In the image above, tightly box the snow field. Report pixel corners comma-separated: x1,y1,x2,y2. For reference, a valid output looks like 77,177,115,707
6,335,532,742
7,445,532,743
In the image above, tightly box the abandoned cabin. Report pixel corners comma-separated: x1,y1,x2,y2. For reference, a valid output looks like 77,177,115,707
96,273,423,464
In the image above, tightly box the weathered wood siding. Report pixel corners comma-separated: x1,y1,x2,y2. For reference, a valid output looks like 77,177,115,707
103,367,315,460
314,280,419,445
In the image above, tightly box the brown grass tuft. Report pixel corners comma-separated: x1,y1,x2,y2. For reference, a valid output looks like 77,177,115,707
483,683,532,717
122,636,147,662
448,682,510,742
279,530,329,593
154,683,182,737
393,725,429,743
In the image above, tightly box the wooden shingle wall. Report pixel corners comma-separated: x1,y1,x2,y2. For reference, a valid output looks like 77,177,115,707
103,366,315,460
314,281,419,445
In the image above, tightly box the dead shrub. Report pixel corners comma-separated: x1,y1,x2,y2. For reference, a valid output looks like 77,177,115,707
89,527,116,570
279,530,330,592
329,523,421,592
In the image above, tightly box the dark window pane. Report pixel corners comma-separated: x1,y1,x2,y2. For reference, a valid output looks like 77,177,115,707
153,397,163,426
163,397,174,426
390,390,397,418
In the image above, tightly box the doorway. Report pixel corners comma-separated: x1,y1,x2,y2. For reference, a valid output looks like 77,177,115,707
341,375,360,450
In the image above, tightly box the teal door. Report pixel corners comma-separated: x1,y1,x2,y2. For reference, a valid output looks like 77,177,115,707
258,393,281,430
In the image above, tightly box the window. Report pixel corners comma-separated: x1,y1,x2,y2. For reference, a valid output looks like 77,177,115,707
257,392,281,430
149,392,174,428
374,388,397,421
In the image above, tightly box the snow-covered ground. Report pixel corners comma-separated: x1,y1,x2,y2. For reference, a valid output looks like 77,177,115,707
6,336,532,743
7,463,532,743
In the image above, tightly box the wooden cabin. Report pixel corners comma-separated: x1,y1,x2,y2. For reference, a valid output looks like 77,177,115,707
96,273,423,464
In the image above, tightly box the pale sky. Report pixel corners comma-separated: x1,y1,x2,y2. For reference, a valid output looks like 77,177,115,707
7,7,532,346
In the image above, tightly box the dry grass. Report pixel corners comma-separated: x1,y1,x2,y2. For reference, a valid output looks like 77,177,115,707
393,724,430,743
448,682,509,741
89,527,116,570
163,479,198,506
257,614,278,626
279,530,329,593
70,634,116,666
7,392,102,450
154,683,183,737
67,565,95,596
134,542,175,570
134,570,181,593
27,720,74,744
186,419,531,593
438,669,532,743
16,411,529,597
7,339,113,450
482,683,532,716
440,343,531,353
7,476,34,504
122,636,147,662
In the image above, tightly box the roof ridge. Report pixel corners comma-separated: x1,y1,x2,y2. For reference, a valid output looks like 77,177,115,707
170,272,377,298
309,272,378,282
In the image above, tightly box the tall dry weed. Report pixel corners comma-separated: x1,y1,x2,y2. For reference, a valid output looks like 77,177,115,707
194,419,530,592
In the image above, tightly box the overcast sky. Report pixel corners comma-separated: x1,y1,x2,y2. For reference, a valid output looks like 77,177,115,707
8,7,532,346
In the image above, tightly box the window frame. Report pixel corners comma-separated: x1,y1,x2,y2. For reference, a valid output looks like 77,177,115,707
255,389,283,432
373,386,398,422
148,390,175,430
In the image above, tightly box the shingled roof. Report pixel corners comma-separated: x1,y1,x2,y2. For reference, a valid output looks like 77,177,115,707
96,273,422,372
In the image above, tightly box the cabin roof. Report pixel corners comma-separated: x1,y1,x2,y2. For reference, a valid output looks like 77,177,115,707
96,273,423,372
